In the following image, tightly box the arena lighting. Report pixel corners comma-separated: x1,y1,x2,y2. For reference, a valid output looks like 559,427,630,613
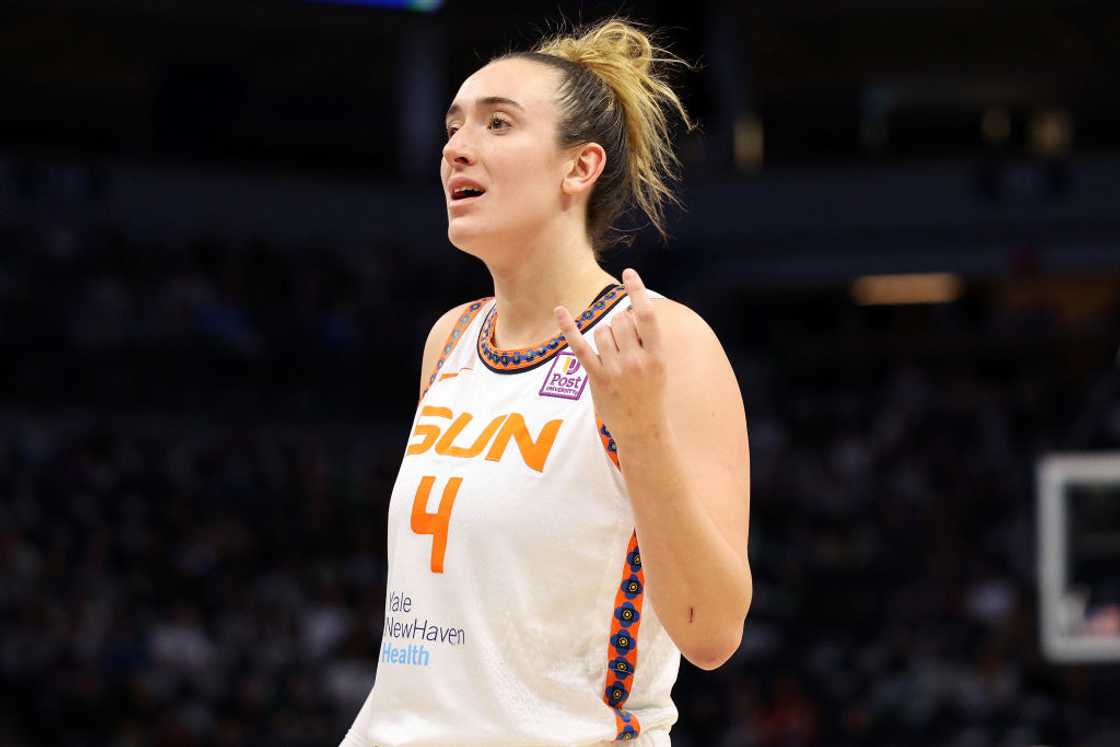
1030,109,1074,158
982,107,1011,146
734,115,764,172
307,0,442,10
850,273,964,305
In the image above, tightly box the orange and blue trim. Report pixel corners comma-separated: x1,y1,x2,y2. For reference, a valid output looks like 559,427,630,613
603,530,646,740
477,284,626,374
419,298,490,402
597,417,620,470
598,417,642,739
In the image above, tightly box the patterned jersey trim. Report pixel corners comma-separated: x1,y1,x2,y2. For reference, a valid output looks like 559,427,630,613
603,530,646,740
477,284,627,374
597,417,621,471
419,298,491,403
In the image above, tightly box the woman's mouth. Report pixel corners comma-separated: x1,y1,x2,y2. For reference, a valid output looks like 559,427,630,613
451,186,486,201
449,187,486,211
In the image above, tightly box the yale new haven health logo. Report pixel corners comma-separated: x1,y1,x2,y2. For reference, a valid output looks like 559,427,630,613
539,351,589,400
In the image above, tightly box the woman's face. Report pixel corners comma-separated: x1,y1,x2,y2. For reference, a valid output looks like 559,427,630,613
441,57,574,256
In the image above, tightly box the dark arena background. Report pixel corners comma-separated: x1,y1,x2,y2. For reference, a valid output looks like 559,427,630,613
3,1,1120,745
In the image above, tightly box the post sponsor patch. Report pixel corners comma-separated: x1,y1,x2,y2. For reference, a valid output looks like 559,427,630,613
539,351,589,400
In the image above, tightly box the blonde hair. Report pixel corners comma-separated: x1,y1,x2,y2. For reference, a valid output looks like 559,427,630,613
499,18,695,252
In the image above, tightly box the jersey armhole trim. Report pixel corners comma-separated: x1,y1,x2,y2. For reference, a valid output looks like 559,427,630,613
418,298,492,403
602,529,646,739
596,415,622,471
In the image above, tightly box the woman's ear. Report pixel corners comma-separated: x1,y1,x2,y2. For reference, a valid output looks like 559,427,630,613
561,142,607,197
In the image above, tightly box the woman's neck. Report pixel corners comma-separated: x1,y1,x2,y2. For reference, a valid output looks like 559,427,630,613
487,235,617,350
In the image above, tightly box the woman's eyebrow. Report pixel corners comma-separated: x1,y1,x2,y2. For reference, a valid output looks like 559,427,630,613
445,96,526,122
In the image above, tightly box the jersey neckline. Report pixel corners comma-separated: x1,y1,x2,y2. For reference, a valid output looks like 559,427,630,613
477,283,627,374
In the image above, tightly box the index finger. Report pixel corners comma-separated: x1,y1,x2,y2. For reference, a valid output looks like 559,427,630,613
554,305,603,377
621,268,661,351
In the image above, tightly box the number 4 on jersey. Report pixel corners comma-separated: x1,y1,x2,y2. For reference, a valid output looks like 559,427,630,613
410,475,462,573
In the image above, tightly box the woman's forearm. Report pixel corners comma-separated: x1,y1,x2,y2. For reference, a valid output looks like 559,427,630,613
617,419,752,670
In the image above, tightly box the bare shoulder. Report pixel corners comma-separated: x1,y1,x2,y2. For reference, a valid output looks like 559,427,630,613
647,296,743,398
648,297,723,352
419,299,489,398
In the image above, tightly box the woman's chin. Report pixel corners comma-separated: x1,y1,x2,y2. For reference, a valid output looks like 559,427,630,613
447,218,500,256
447,219,480,250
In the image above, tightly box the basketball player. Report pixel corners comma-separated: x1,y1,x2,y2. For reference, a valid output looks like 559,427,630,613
341,18,752,746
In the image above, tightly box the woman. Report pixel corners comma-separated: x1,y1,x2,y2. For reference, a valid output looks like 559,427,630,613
342,18,751,747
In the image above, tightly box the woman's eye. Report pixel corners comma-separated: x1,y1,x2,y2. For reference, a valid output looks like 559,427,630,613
444,116,508,140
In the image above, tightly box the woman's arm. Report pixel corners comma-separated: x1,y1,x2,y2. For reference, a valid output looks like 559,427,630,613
556,269,752,670
610,306,752,669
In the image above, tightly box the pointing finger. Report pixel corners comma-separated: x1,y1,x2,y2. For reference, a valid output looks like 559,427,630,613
621,268,661,352
554,306,602,377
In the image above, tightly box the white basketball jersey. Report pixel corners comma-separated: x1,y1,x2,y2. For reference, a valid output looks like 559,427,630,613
344,284,680,747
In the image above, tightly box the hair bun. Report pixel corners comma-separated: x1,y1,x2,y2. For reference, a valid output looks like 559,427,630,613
504,17,694,250
542,20,655,75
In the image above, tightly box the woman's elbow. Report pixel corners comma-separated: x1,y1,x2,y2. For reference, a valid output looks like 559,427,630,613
686,625,744,671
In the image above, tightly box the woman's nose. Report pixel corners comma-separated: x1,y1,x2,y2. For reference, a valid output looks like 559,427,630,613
442,130,475,166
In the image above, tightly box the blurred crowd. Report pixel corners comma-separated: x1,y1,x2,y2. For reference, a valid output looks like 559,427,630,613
2,228,1120,746
0,413,398,747
0,225,484,420
0,224,450,359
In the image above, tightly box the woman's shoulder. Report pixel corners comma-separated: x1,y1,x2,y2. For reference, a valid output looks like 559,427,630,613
418,297,493,397
643,294,721,348
425,297,492,344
